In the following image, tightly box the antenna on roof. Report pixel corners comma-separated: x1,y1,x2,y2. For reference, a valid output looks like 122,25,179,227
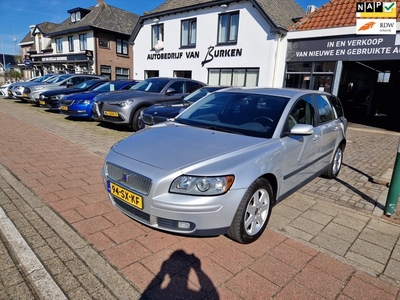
306,5,318,15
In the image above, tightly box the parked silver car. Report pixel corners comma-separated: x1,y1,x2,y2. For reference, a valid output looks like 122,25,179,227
101,88,347,244
92,77,205,131
6,74,57,100
23,74,106,105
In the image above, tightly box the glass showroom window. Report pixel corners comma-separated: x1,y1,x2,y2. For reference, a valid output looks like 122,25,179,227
79,34,87,51
55,38,63,53
181,18,196,48
217,12,239,44
68,36,74,52
208,68,259,86
152,24,164,49
116,39,128,55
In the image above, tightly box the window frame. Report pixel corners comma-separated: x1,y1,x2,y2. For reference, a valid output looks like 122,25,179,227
151,24,164,50
79,34,87,51
55,38,63,53
68,36,74,52
217,11,239,45
116,39,128,55
180,18,197,48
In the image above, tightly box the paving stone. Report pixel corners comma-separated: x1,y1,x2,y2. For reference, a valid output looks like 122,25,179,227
312,232,351,256
322,222,359,243
350,239,391,265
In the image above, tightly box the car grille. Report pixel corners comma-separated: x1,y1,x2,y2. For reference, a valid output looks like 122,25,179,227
113,198,151,222
106,163,152,195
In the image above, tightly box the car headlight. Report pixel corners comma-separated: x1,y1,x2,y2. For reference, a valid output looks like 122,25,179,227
32,86,44,91
170,175,234,196
110,100,134,106
78,99,91,105
54,94,65,100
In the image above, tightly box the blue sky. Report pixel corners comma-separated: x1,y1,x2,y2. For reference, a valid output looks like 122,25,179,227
0,0,328,55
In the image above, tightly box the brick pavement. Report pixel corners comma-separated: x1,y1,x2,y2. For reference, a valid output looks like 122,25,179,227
1,97,400,299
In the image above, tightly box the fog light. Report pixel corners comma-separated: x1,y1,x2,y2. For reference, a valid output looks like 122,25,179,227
178,221,191,229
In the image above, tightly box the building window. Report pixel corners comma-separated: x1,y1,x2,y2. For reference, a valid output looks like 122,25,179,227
217,12,239,44
116,39,128,55
208,68,259,87
181,18,196,48
79,34,87,51
145,70,159,78
174,71,192,78
152,24,164,50
68,36,74,52
116,67,129,79
55,38,63,53
100,65,111,79
285,62,335,93
99,38,110,48
70,11,81,23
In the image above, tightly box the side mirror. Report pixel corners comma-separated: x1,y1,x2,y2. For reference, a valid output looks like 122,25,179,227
290,124,314,135
165,88,176,95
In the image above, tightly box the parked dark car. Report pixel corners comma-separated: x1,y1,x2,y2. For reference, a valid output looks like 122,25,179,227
39,79,109,109
59,80,139,119
92,77,206,131
101,87,347,244
140,86,227,128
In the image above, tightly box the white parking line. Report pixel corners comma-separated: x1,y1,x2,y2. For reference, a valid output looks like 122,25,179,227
0,206,67,300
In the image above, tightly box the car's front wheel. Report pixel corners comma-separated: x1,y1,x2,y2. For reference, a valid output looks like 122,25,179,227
226,178,273,244
131,107,146,131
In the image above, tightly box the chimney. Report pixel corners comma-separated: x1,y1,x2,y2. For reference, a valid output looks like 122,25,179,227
29,25,35,36
98,0,104,5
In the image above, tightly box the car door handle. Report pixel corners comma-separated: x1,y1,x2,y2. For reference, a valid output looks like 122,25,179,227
312,134,320,141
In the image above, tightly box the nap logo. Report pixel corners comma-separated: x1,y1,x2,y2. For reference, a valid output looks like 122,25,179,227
356,19,396,34
356,2,396,18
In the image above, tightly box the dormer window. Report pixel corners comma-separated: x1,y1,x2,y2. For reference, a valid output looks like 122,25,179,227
70,11,81,23
67,7,90,23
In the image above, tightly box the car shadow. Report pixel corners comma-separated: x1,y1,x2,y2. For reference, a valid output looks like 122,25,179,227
335,163,386,210
96,121,133,132
140,250,219,300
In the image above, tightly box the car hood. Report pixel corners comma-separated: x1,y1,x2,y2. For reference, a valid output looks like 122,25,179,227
112,124,267,171
95,90,157,101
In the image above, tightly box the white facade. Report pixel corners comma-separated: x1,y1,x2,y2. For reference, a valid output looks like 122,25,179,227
133,2,287,87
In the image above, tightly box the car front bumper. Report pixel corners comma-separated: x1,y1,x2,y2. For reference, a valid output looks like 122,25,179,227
101,161,244,237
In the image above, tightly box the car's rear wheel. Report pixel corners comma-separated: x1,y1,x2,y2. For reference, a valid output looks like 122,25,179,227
131,107,146,131
226,178,273,244
323,144,343,179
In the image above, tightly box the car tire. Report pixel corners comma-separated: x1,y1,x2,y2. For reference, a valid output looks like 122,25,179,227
131,107,146,131
226,178,273,244
323,144,343,179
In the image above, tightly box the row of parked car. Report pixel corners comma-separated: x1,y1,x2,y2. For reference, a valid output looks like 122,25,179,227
3,74,348,244
5,74,208,131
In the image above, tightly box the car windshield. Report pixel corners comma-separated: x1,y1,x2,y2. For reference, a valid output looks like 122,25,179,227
183,87,223,104
93,81,128,92
46,74,72,83
72,80,100,89
130,78,170,93
177,91,289,138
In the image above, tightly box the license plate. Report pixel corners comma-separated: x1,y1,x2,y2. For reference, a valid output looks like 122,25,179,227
60,106,68,111
8,91,11,95
108,181,143,209
39,100,45,105
24,93,28,97
104,110,119,117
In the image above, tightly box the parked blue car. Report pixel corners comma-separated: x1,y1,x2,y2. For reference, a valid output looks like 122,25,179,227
59,80,138,119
